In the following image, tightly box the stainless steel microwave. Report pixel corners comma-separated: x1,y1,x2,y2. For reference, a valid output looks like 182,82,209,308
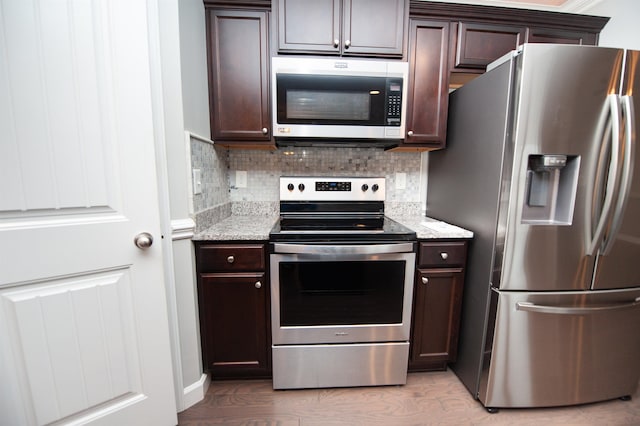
271,57,408,145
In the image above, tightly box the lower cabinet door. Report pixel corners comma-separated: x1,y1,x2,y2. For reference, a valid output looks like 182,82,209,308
199,272,270,378
409,267,464,371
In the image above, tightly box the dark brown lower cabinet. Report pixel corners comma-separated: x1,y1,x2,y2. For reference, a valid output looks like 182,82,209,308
196,243,271,379
409,241,467,372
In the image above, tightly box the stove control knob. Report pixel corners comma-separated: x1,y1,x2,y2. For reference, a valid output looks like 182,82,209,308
361,184,369,192
371,184,379,192
287,183,294,191
298,183,305,191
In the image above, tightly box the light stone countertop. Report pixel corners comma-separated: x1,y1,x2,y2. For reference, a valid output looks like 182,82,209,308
193,214,472,241
387,215,474,240
192,215,279,241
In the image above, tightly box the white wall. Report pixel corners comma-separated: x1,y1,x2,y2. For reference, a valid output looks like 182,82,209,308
582,0,640,50
155,0,210,413
179,1,211,135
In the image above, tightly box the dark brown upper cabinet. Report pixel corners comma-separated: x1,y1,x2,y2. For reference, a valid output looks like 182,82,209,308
275,0,408,57
410,1,608,75
206,8,272,147
403,19,450,149
454,22,526,71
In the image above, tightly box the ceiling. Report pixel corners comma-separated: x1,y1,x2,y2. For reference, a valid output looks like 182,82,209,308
427,0,605,13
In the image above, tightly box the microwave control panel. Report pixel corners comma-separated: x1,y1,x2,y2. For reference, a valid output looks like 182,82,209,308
385,78,403,126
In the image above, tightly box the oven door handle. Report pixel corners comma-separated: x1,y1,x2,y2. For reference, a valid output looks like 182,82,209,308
272,242,415,255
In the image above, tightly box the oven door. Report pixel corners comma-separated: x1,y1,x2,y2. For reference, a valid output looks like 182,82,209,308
270,243,416,345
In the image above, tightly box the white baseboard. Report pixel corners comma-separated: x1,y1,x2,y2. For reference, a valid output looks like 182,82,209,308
181,373,210,411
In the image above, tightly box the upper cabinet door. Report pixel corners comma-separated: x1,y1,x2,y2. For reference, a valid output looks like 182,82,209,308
404,19,450,147
277,0,341,54
343,0,407,57
454,22,526,71
275,0,407,57
207,10,272,145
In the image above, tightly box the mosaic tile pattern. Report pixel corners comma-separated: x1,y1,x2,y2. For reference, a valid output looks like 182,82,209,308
228,147,423,204
190,140,230,214
190,145,427,229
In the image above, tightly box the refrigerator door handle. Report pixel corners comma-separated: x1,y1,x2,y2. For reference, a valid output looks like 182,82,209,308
516,298,640,315
586,94,622,256
601,95,635,255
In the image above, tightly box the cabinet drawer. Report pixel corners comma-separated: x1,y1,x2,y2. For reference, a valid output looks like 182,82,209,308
418,242,467,268
197,244,265,272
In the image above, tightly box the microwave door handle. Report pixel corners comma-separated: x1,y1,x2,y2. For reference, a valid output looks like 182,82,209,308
586,94,621,256
601,95,635,255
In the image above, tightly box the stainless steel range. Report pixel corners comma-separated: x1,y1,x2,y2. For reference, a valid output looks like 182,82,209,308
269,177,417,390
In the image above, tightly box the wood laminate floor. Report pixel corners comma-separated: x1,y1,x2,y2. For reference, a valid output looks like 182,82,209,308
178,370,640,425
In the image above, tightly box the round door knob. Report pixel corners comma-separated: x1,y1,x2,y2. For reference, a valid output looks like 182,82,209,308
344,40,351,48
422,277,429,284
255,281,262,289
333,39,340,48
262,127,268,135
407,130,414,137
134,232,153,249
227,255,235,264
440,252,449,260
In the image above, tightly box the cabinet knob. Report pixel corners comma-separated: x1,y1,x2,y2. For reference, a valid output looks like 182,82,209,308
407,130,414,137
262,127,268,135
421,277,429,284
440,252,449,260
333,39,340,48
227,255,235,264
344,39,351,49
255,281,262,289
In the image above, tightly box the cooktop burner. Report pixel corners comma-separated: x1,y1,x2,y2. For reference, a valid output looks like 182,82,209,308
270,177,416,242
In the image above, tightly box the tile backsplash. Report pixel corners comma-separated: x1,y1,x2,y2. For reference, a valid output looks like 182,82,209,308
191,142,426,229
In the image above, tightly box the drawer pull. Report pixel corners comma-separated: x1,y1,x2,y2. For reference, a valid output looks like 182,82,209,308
255,281,262,289
227,255,235,264
421,277,429,284
440,252,449,260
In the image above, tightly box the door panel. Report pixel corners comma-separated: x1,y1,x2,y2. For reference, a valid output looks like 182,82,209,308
499,44,625,291
0,271,138,424
0,1,176,424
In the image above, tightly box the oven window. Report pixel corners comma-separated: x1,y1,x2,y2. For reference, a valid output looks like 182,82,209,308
278,260,405,326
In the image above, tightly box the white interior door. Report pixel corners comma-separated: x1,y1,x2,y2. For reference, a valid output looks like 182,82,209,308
0,1,177,425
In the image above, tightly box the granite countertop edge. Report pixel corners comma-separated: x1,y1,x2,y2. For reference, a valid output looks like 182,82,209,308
192,214,473,241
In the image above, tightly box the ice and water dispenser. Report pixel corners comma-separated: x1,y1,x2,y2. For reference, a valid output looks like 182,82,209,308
522,154,580,225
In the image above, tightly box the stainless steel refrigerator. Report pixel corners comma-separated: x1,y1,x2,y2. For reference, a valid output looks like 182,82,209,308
427,43,640,410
